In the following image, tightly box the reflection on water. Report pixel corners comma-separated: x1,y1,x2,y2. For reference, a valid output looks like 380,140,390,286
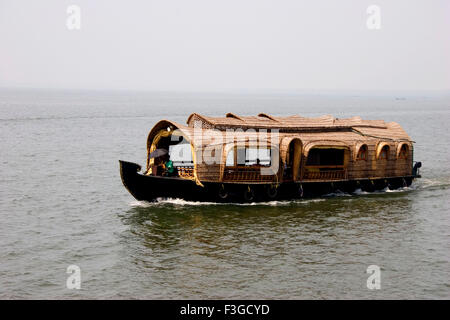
116,189,426,299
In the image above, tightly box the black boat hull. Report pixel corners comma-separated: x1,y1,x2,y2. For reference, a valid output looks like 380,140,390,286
119,160,418,203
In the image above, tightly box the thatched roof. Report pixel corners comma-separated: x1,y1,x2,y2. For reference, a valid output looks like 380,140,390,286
147,120,278,150
146,114,412,160
187,113,386,129
186,113,412,142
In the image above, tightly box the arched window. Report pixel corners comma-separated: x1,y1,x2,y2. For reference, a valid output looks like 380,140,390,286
379,145,389,160
225,146,272,167
398,144,409,159
303,147,348,180
356,144,368,160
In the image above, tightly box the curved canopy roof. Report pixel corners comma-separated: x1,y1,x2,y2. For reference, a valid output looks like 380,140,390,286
148,114,413,155
186,113,412,142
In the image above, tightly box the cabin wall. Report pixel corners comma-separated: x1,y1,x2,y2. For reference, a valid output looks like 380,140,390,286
194,148,223,182
395,159,412,176
190,137,414,183
347,141,413,180
376,142,397,177
195,140,414,182
394,143,413,177
196,164,222,181
347,143,376,179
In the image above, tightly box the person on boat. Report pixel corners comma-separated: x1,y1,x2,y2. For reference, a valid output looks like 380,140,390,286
163,155,175,176
152,156,165,176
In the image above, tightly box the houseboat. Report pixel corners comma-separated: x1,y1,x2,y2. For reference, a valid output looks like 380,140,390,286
120,113,421,203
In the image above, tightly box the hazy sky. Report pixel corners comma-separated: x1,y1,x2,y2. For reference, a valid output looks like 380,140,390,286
0,0,449,92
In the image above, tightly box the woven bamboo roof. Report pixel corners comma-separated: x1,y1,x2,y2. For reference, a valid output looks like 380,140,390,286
185,113,412,142
147,116,412,154
187,113,389,130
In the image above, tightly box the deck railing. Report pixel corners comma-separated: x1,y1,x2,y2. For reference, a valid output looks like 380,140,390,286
223,167,275,182
303,169,347,181
176,166,347,181
176,166,194,179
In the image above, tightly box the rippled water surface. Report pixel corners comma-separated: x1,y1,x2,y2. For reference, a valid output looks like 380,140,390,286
0,89,449,299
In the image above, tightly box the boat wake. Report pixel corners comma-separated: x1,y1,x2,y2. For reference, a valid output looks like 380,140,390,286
320,184,418,198
325,177,450,197
129,198,326,208
416,177,450,191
